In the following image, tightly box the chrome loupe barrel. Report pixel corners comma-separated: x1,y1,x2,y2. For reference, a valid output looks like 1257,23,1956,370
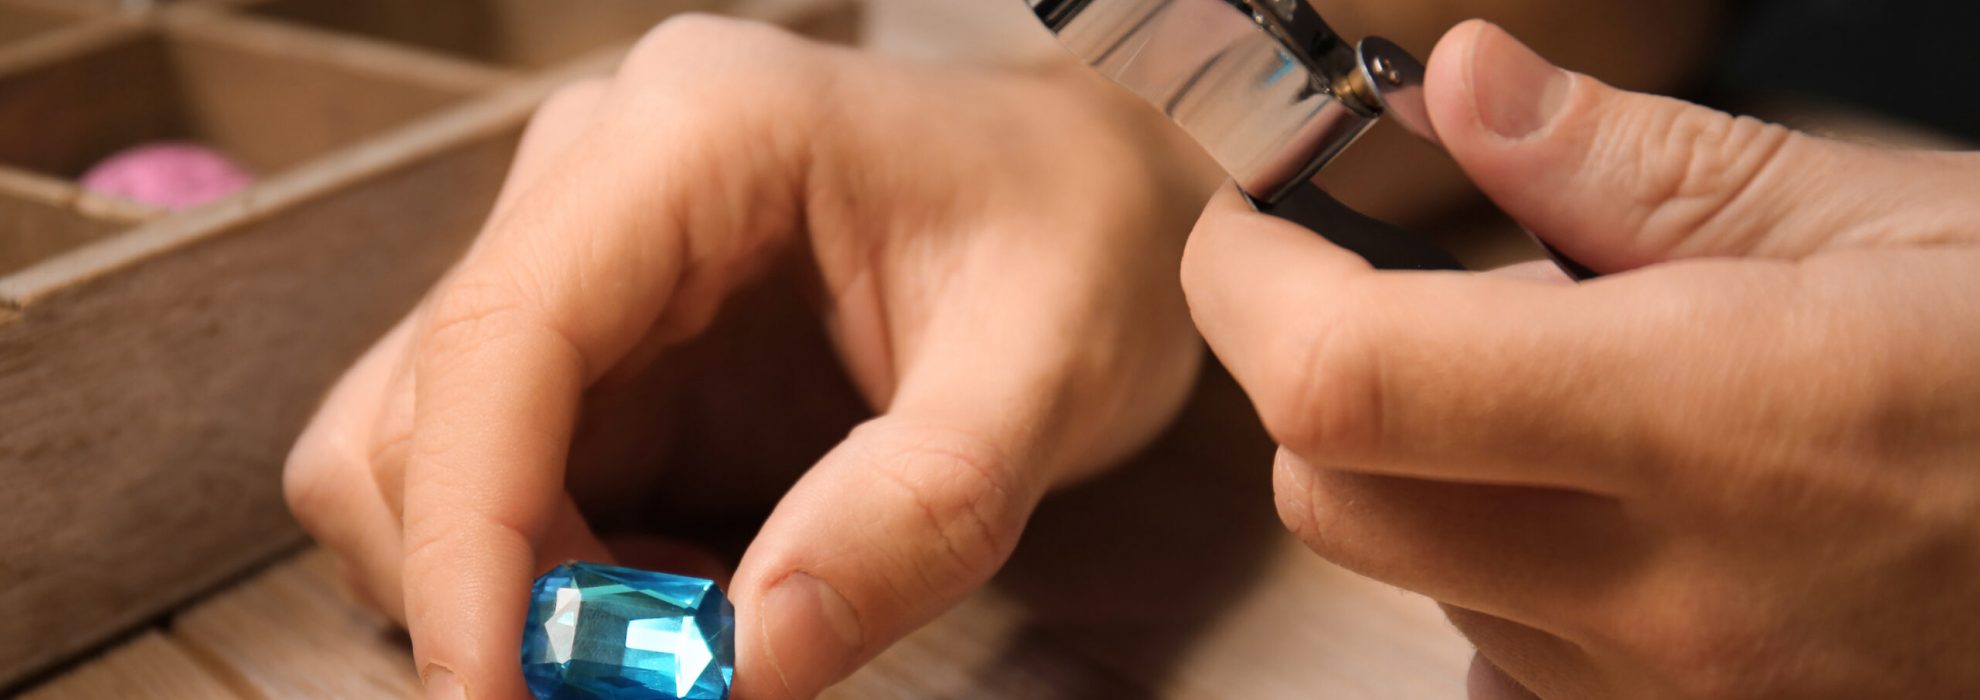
1027,0,1378,203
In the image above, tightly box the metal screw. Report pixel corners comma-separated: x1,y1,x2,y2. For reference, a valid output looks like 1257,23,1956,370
1370,56,1402,86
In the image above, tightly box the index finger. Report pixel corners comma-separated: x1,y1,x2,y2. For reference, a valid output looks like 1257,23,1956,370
1180,185,1797,492
399,18,829,698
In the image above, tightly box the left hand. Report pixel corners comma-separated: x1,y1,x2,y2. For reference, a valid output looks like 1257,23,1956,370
282,18,1219,700
1182,21,1980,699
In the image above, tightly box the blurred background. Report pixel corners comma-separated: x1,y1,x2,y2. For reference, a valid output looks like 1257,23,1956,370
1,0,1973,698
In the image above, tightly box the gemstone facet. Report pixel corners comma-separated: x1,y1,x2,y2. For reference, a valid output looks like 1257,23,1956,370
523,562,736,700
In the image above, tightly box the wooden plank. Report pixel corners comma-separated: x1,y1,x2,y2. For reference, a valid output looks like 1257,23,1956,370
0,121,518,687
17,632,243,700
171,551,424,700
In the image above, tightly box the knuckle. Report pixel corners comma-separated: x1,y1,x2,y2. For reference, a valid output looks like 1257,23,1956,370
640,13,760,47
1601,590,1779,699
419,277,533,359
861,425,1028,588
364,425,413,506
1260,312,1383,460
283,425,363,528
1616,103,1796,252
617,14,826,131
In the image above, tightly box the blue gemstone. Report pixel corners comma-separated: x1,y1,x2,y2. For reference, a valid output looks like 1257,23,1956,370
522,562,736,700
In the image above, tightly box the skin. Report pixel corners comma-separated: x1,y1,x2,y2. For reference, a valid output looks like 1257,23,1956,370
284,8,1980,700
283,16,1223,700
1311,0,1723,225
1183,21,1980,699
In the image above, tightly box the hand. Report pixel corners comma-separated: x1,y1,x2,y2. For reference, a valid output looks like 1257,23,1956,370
1183,21,1980,699
283,16,1219,700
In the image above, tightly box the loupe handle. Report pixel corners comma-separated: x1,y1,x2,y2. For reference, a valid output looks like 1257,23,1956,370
1248,184,1466,271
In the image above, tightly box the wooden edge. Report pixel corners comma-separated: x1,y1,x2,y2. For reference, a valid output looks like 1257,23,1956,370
0,167,164,224
0,59,574,308
0,0,864,309
0,168,154,316
0,13,144,78
16,632,244,700
158,5,517,95
731,0,865,34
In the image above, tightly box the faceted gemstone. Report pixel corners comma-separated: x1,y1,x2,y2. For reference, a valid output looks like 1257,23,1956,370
523,562,736,700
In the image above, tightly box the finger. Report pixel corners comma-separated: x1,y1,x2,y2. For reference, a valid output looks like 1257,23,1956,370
292,324,618,625
488,79,610,225
1273,450,1640,632
399,17,830,699
727,288,1106,698
286,319,418,621
1184,186,1655,491
727,413,1046,700
1186,181,1980,491
1424,20,1980,271
370,78,608,520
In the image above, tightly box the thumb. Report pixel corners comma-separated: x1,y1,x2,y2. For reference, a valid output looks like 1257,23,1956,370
1425,20,1980,272
726,412,1046,699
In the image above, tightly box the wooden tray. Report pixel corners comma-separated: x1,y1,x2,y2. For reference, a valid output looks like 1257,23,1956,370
0,0,859,688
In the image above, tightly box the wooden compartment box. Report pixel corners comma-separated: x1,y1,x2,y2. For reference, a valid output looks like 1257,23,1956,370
0,0,859,689
244,0,726,68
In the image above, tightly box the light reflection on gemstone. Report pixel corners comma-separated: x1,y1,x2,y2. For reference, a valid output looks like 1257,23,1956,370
625,616,715,697
522,562,735,700
547,587,581,662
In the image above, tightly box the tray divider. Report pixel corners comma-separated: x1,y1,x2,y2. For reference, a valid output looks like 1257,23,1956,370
160,7,516,96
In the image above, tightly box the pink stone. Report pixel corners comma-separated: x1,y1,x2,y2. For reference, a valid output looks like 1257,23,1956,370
79,142,254,210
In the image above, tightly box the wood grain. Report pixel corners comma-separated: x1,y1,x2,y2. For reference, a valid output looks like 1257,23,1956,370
170,551,425,700
17,633,242,700
0,0,860,689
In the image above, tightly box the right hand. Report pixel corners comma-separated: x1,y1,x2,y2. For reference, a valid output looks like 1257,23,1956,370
1183,20,1980,699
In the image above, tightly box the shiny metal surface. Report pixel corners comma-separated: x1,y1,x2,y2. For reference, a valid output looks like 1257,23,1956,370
1026,0,1376,202
1026,0,1605,278
1351,37,1438,145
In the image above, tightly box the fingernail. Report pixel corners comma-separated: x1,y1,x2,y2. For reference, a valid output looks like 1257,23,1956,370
760,572,864,695
424,666,465,700
1468,23,1571,139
